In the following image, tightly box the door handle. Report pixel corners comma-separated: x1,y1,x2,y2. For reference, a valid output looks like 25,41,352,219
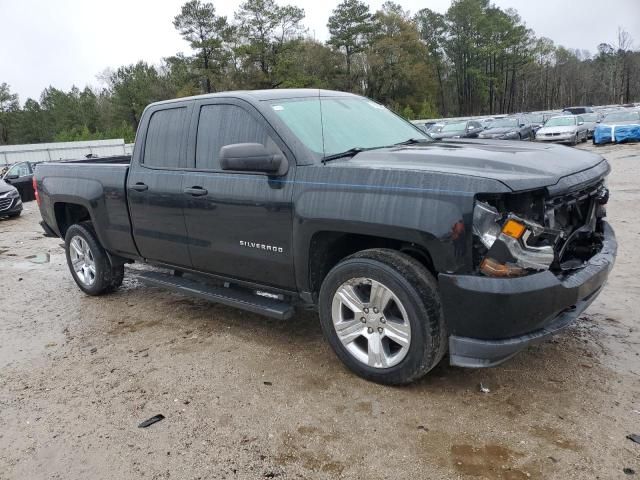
184,186,208,196
131,182,148,192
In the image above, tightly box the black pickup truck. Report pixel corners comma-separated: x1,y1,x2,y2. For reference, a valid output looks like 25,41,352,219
34,89,616,384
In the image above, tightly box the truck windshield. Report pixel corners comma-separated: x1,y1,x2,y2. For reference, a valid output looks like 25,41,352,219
268,97,429,157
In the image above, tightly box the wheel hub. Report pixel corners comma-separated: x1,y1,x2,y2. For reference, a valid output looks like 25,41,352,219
331,278,411,369
69,235,96,286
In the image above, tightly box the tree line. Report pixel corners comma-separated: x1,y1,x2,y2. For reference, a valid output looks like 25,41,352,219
1,0,638,146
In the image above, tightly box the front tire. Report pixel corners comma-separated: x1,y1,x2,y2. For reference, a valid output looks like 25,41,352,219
65,223,124,295
318,249,446,385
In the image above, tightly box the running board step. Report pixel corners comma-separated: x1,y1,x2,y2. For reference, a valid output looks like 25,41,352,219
133,270,294,320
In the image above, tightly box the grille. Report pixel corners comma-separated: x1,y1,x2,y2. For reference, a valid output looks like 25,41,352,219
0,197,13,211
545,180,607,266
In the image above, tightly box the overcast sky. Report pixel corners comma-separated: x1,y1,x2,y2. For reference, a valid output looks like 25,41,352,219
1,0,638,103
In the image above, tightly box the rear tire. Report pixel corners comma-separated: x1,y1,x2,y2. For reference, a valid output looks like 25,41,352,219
65,223,124,296
318,249,446,385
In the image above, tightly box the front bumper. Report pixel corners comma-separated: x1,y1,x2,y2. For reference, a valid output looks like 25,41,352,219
535,133,575,143
0,195,22,216
439,221,617,367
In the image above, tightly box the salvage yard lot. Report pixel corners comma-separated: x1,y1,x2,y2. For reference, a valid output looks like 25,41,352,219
1,142,639,479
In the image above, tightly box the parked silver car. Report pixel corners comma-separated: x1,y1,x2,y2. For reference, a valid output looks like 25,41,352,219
535,115,588,145
580,113,601,139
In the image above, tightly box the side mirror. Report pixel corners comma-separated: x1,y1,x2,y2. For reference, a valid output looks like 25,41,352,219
4,174,18,180
219,143,286,175
519,123,526,127
578,121,584,125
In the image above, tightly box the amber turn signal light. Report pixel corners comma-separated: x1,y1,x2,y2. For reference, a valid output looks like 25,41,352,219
480,257,525,277
502,219,526,239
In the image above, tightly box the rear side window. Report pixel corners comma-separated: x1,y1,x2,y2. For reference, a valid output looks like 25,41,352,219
195,104,277,170
143,107,188,168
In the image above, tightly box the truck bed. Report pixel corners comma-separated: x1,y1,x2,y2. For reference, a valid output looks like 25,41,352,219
35,158,138,258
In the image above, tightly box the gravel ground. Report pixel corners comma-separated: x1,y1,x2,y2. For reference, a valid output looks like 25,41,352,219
0,142,639,480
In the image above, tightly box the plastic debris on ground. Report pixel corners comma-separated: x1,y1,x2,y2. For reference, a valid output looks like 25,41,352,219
138,414,165,428
627,433,640,445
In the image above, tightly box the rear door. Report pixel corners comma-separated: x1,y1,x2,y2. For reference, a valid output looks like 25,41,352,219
181,98,296,289
576,115,587,138
127,102,193,267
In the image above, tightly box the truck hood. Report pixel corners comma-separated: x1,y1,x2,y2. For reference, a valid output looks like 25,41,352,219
328,140,607,191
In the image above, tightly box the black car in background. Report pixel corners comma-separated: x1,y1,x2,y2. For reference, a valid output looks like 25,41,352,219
563,106,595,115
2,161,39,201
429,119,484,139
0,179,23,218
478,116,533,140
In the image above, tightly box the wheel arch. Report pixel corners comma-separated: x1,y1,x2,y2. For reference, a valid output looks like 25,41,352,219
54,202,92,237
304,229,439,300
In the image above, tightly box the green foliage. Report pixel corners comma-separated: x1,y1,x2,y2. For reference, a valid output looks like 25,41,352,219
0,82,20,145
327,0,373,90
235,0,306,88
417,100,438,119
401,105,415,120
1,0,638,146
173,0,233,93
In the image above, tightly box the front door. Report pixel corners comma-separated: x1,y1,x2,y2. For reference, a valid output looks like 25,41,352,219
127,104,192,267
181,100,296,289
3,162,33,199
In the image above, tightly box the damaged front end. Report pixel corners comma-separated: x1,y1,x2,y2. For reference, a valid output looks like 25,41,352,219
472,180,609,278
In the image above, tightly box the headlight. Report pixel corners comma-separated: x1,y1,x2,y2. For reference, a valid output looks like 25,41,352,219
8,189,20,198
503,131,518,138
473,201,558,277
472,201,501,248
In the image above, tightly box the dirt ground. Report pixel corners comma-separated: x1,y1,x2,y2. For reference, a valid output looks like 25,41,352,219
1,142,639,480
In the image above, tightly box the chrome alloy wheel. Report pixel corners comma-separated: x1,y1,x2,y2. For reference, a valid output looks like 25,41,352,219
331,278,411,368
69,235,96,286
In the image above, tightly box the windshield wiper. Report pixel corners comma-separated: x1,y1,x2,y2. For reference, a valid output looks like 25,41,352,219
321,139,428,164
393,137,432,146
322,147,369,163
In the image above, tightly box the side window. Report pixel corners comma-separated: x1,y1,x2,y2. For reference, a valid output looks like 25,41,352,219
195,104,279,170
577,116,584,124
7,163,30,177
143,107,188,168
